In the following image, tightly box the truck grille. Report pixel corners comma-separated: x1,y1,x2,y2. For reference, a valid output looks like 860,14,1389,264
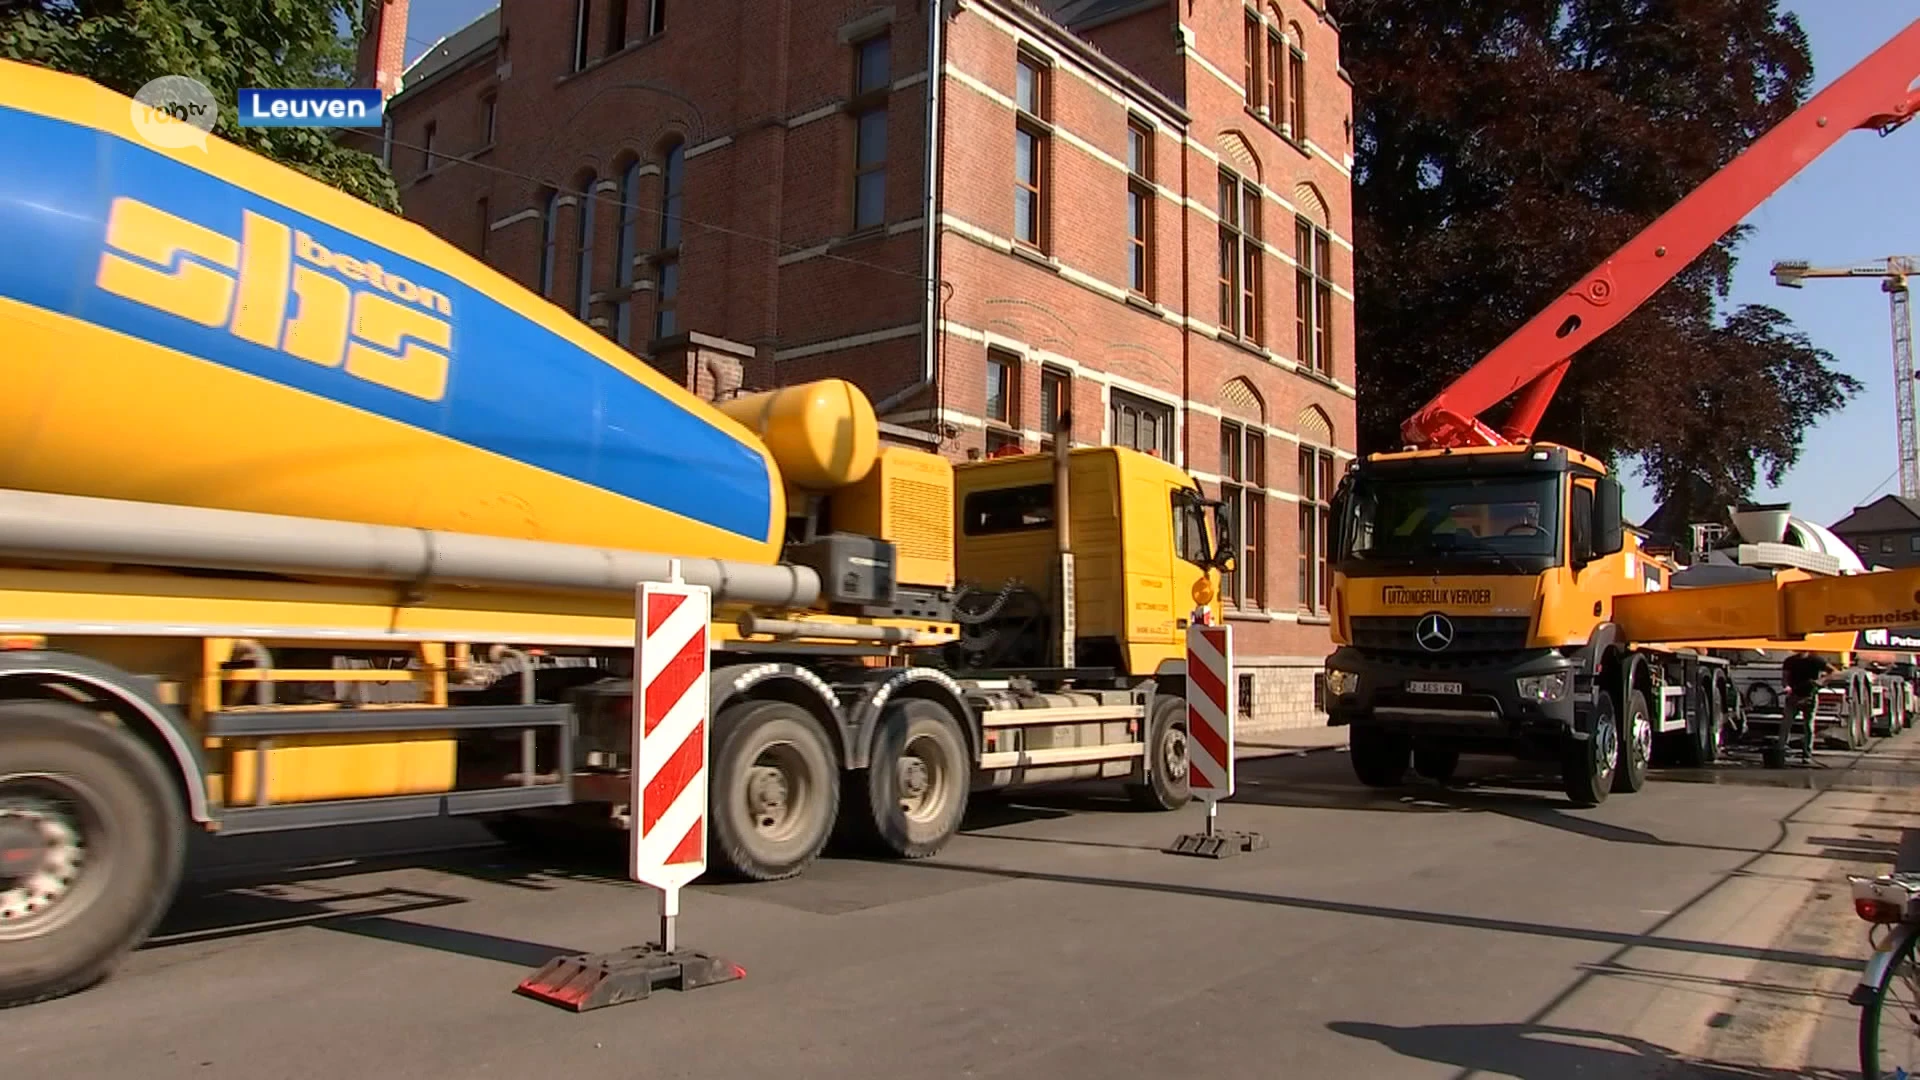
1349,615,1532,654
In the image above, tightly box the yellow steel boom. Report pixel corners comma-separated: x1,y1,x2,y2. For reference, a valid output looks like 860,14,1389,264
1616,565,1920,644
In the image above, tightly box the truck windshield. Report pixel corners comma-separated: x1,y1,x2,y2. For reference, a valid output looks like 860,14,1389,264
1342,473,1563,567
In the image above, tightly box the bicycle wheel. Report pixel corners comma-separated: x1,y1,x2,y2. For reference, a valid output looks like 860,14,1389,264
1860,925,1920,1078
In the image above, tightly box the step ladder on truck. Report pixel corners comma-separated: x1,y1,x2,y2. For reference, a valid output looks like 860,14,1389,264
0,61,1239,1008
1319,16,1920,806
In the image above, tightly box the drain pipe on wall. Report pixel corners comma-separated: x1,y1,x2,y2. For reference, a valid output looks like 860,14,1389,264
874,0,947,421
1175,19,1193,475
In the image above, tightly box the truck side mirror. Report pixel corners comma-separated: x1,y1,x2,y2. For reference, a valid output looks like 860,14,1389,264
1329,474,1354,558
1210,504,1236,573
1593,476,1625,556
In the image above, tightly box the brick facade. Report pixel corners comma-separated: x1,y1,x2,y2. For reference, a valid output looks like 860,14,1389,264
373,0,1358,738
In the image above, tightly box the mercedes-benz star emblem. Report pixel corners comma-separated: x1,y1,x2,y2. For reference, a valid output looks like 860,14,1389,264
1415,612,1455,652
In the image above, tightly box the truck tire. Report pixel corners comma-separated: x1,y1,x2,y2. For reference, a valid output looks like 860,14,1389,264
1689,680,1735,764
1411,743,1459,784
1349,725,1410,788
1835,692,1864,751
1562,688,1618,807
708,699,839,881
841,699,970,860
1125,692,1191,811
1676,682,1723,768
0,699,185,1009
1612,689,1652,794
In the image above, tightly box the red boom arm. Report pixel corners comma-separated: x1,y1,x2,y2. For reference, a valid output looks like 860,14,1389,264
1401,17,1920,451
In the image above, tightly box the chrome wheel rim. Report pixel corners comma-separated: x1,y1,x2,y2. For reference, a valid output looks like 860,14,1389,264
1594,712,1618,785
896,732,957,825
0,774,100,941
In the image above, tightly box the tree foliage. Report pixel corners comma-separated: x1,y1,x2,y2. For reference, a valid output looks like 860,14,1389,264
0,0,399,213
1327,0,1862,525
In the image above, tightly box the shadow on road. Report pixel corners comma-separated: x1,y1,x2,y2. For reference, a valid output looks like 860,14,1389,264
1160,747,1907,865
908,858,1863,974
146,881,587,969
1325,1020,1854,1079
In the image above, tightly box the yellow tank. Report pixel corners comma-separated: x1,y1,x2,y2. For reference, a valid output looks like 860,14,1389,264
0,60,787,568
717,379,880,492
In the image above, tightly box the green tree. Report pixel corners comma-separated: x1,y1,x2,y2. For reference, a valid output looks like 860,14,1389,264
1,0,400,212
1327,0,1862,525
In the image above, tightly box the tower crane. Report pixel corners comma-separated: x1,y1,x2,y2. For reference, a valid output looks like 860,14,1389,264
1770,257,1920,499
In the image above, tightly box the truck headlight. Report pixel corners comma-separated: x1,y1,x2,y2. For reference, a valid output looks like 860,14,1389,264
1516,673,1569,704
1325,668,1359,696
1747,683,1775,709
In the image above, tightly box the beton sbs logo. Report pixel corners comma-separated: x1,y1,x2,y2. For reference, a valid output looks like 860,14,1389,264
130,75,218,151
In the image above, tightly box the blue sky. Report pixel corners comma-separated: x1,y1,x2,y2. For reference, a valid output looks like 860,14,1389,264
396,2,1914,529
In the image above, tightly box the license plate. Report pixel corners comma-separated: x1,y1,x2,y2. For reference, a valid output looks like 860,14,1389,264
1407,680,1463,696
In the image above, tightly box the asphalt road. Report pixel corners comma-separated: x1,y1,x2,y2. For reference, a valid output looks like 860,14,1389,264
5,729,1918,1080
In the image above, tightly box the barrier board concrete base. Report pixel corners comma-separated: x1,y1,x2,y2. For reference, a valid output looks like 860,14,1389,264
1163,829,1268,859
516,944,745,1012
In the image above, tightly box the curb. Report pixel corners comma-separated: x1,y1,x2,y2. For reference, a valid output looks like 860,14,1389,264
1236,738,1349,760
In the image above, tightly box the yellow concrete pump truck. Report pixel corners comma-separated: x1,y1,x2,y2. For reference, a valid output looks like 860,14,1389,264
1321,18,1920,806
0,63,1234,1007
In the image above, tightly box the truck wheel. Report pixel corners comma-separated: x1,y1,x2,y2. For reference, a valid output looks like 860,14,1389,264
1677,683,1723,768
1125,692,1191,811
1838,694,1864,751
0,699,185,1009
1349,726,1410,788
1562,688,1619,807
1411,744,1458,784
709,699,839,881
1611,689,1652,794
843,699,970,860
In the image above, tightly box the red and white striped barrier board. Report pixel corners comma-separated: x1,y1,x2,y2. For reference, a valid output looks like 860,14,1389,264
631,580,713,893
1185,624,1235,801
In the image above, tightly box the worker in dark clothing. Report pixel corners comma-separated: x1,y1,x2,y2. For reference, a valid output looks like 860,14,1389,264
1778,651,1837,763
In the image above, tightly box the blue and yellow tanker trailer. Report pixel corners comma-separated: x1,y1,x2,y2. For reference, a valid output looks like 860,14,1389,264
0,60,1229,1007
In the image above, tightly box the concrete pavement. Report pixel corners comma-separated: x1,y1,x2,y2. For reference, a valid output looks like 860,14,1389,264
2,725,1913,1079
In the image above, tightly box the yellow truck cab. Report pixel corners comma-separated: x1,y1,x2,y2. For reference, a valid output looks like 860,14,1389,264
1322,441,1664,806
950,445,1224,677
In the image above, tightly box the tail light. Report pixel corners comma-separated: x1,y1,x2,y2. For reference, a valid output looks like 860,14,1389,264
1857,897,1906,924
1851,874,1920,924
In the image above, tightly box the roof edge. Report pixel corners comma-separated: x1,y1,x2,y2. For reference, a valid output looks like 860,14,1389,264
977,0,1190,127
390,7,501,107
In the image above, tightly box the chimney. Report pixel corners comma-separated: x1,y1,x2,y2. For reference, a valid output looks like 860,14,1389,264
355,0,411,100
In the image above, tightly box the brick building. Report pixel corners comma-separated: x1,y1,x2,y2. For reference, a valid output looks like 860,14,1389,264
358,0,1358,736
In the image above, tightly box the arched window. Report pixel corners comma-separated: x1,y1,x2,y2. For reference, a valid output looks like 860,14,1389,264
1297,405,1335,613
1294,183,1333,377
537,188,560,297
613,156,641,346
654,138,685,338
575,170,597,320
1219,378,1268,610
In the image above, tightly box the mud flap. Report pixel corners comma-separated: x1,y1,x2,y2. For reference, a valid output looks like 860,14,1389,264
516,945,745,1012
